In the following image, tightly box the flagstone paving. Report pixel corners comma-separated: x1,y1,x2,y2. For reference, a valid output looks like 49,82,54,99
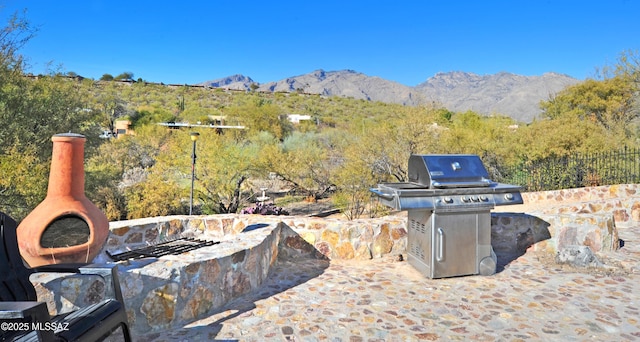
136,222,640,342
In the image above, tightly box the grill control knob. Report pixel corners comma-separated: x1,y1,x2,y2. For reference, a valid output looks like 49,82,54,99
471,196,479,202
443,197,453,204
504,193,514,201
479,195,488,202
461,196,470,203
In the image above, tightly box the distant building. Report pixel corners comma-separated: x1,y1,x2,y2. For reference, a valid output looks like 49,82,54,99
286,114,312,124
115,120,133,138
208,115,226,125
157,119,245,131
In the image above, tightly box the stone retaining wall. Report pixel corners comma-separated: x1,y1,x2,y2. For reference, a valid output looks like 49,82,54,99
101,184,640,263
97,184,640,269
523,183,639,204
101,215,409,263
521,184,640,228
515,184,640,256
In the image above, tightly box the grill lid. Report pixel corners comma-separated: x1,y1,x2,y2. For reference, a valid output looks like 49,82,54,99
408,154,491,188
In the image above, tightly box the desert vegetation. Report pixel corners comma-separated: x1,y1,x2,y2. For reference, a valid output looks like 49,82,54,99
1,12,638,221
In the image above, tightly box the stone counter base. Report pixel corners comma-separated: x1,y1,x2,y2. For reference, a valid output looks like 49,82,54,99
491,212,619,260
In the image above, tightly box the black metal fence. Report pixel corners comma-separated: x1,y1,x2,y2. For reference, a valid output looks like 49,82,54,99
496,146,640,192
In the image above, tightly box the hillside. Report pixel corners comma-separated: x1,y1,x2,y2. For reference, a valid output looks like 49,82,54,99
200,70,580,123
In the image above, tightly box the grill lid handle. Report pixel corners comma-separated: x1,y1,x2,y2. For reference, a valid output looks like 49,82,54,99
370,188,395,201
431,179,492,188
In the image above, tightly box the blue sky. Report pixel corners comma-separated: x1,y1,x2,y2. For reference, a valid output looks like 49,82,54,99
3,0,639,86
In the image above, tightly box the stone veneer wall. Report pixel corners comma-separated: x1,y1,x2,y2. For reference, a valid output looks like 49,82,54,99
522,183,639,204
101,215,409,262
521,183,640,228
100,184,640,263
493,184,640,257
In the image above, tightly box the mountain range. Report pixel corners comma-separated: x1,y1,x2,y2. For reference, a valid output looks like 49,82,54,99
199,69,580,123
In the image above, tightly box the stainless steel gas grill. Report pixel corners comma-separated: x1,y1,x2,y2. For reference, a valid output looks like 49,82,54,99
370,154,523,278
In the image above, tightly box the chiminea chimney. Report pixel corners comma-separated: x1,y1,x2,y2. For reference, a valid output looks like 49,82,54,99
17,133,109,266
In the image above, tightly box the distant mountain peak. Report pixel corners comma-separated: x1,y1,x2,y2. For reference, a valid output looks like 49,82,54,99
198,74,255,90
415,71,579,122
199,70,580,123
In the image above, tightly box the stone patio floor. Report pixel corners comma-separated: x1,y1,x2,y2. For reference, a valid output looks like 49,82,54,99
135,223,640,342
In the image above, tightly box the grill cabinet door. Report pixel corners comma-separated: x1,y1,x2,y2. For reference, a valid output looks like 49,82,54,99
431,212,479,278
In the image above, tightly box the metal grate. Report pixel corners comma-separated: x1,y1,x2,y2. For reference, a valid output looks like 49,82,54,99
106,237,220,261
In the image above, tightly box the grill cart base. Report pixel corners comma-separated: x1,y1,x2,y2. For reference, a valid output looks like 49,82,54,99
407,209,496,279
371,154,521,279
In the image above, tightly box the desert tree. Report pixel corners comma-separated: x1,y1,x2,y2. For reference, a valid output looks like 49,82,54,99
542,50,640,137
93,81,128,134
114,71,134,81
227,97,292,140
84,124,172,219
195,132,257,214
541,77,637,134
0,10,98,218
257,131,336,201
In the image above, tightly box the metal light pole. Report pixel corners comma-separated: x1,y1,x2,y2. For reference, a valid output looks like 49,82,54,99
189,132,200,215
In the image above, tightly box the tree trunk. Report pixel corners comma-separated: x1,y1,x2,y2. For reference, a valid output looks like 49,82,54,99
220,175,247,213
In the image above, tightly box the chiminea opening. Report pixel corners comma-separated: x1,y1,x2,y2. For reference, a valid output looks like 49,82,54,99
40,215,90,248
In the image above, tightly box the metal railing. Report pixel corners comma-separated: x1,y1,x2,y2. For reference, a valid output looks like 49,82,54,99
496,146,640,191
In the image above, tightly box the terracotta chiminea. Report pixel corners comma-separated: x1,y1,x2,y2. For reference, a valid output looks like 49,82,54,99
17,133,109,267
